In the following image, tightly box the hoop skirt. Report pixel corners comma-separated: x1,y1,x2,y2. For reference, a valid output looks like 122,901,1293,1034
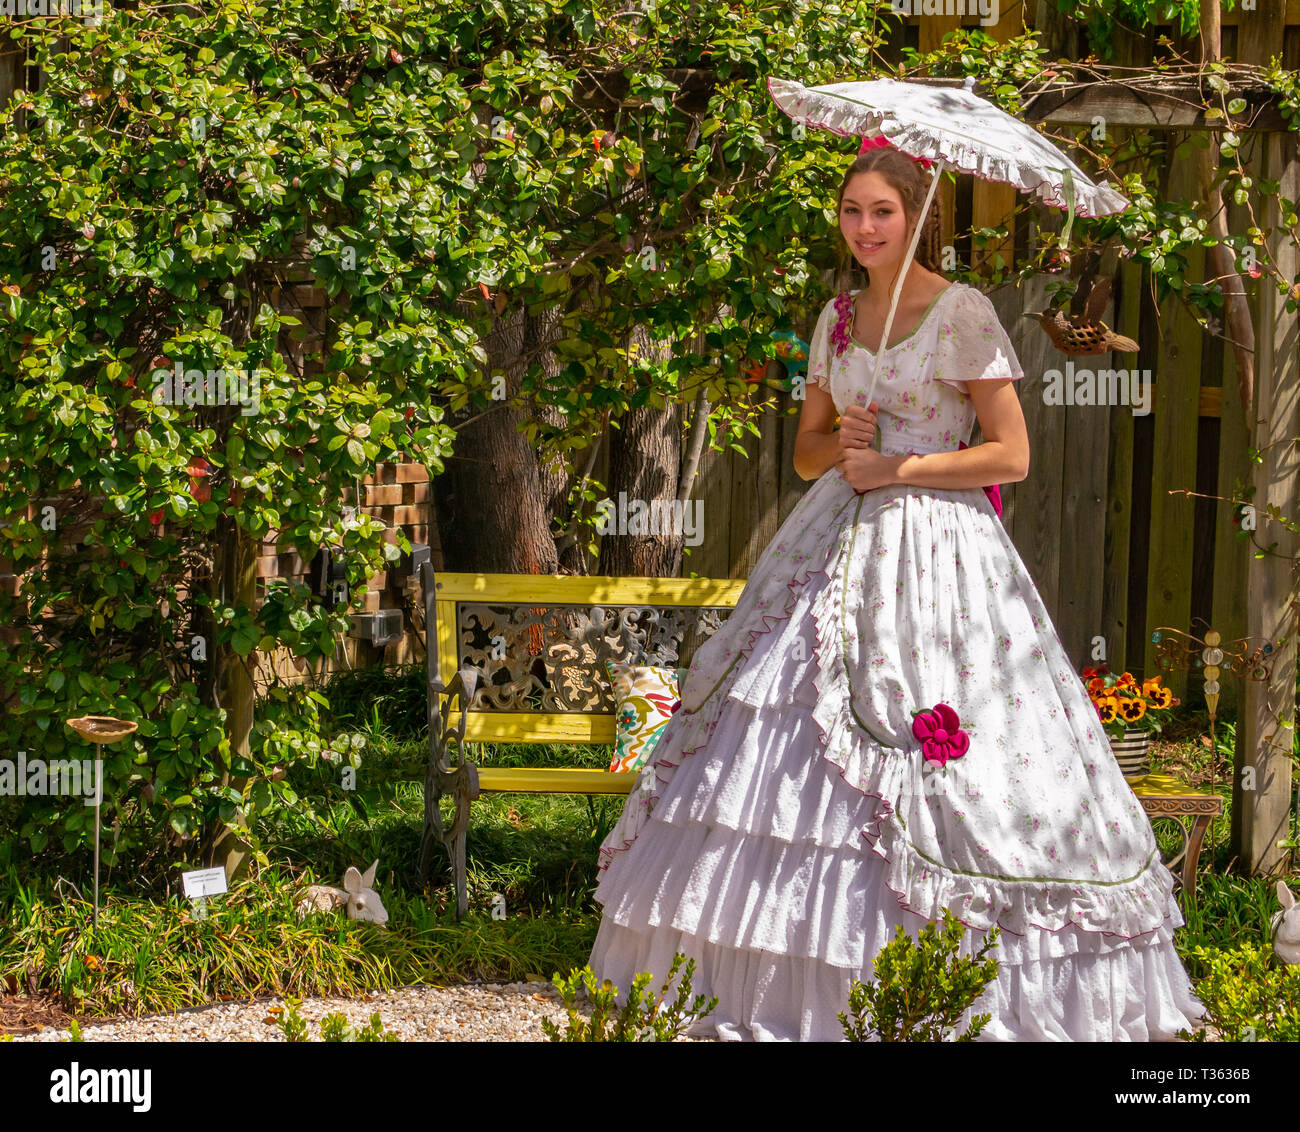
588,283,1207,1041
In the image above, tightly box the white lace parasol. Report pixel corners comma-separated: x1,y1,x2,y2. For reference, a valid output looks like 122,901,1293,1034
767,75,1131,408
767,75,1130,217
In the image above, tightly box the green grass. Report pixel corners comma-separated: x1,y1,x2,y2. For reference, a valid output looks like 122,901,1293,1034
0,701,626,1017
3,674,1295,1024
1175,870,1294,979
315,663,428,741
274,717,623,919
0,865,597,1017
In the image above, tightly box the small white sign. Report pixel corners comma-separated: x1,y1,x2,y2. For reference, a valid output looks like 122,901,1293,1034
182,867,228,899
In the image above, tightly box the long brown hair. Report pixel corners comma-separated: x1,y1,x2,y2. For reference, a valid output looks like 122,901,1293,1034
835,147,943,294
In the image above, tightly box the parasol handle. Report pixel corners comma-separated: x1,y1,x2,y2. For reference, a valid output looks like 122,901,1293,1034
1059,167,1076,251
864,157,948,423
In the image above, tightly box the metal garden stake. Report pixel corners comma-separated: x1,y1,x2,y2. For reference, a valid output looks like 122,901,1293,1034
66,715,138,929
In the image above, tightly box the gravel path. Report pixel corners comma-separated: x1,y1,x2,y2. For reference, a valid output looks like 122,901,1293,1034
9,982,627,1043
8,984,1212,1043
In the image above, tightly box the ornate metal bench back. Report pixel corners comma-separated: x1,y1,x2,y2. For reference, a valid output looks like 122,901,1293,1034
424,564,733,718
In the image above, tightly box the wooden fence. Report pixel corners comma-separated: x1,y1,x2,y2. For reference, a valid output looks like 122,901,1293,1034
574,259,1252,719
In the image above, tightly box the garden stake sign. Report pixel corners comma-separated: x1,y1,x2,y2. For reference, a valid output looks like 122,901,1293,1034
1150,626,1278,849
181,866,229,921
65,715,138,929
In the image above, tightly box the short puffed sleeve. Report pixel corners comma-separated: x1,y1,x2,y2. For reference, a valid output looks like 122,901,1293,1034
805,296,840,394
932,285,1025,392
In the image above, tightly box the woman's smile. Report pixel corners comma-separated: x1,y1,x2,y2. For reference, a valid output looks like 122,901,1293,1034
842,171,913,267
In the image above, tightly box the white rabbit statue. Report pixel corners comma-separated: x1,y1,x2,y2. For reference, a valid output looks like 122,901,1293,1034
1272,879,1300,965
295,859,389,927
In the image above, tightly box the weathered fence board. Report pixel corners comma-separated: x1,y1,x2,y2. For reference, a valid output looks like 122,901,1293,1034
1103,260,1142,678
1143,134,1205,707
1000,274,1068,618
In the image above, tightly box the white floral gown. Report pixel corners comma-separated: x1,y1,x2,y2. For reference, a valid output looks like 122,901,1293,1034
588,282,1206,1041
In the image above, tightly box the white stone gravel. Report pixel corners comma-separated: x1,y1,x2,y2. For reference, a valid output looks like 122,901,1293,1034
8,986,1217,1042
10,981,711,1042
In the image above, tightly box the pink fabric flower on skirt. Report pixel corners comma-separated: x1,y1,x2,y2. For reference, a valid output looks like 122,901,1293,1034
912,702,970,767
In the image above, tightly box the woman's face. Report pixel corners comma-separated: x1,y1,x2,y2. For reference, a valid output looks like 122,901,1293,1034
840,171,913,277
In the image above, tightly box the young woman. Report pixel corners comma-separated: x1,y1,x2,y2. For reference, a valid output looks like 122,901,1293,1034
587,143,1207,1042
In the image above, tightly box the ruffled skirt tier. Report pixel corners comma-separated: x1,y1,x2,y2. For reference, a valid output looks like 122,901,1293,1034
590,475,1206,1041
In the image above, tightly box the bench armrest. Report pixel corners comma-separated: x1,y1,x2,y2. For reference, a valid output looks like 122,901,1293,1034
429,667,478,773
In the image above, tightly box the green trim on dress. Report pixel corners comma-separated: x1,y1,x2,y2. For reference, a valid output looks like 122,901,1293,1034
848,283,955,354
839,493,899,750
836,490,1160,887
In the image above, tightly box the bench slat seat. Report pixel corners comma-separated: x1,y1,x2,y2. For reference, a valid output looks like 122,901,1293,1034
476,767,636,794
463,713,621,745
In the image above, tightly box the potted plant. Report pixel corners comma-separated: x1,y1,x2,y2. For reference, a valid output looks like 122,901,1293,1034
1081,665,1180,779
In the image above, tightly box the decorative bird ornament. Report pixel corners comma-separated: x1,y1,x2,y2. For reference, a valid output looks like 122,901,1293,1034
1023,273,1139,356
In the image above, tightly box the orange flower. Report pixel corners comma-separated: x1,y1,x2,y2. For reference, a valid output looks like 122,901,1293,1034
1148,686,1173,709
1095,697,1118,724
1117,697,1147,722
1115,672,1137,689
1087,677,1106,695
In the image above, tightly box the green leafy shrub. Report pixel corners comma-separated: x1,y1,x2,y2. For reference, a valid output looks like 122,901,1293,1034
541,951,717,1042
1178,943,1300,1042
840,910,1001,1042
275,999,310,1042
276,999,398,1042
318,1010,399,1042
0,1,466,869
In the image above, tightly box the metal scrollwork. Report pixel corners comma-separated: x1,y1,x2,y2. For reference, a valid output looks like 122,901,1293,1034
1150,625,1276,706
456,601,729,713
418,667,480,915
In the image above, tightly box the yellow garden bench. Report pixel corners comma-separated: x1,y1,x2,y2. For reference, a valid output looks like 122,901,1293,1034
417,564,745,918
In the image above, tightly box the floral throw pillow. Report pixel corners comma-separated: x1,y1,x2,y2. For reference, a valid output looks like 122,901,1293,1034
604,660,687,774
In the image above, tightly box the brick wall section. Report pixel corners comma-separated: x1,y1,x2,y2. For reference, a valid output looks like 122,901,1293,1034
257,460,444,680
258,281,446,676
1,472,444,673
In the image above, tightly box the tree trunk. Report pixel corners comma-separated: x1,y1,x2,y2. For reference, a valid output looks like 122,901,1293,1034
598,321,682,578
208,505,257,881
524,301,589,575
671,386,712,577
433,302,559,575
208,288,263,880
